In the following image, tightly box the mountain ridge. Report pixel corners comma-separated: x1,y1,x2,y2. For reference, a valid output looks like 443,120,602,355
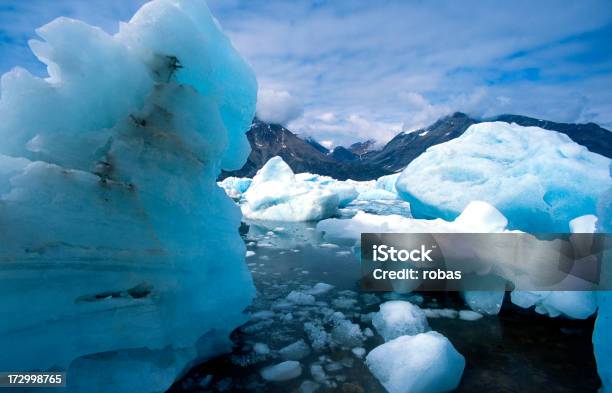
220,113,612,181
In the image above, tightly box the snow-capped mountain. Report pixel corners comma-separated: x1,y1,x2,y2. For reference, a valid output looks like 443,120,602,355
221,113,612,181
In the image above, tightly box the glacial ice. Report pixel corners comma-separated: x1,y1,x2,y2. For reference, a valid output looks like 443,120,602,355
0,0,256,392
372,301,429,341
366,331,465,393
317,200,510,244
219,176,252,199
569,214,598,233
395,122,611,232
376,173,400,193
356,188,398,201
510,291,597,319
241,157,341,221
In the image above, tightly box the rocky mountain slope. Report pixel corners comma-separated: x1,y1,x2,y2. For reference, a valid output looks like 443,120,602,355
221,114,612,180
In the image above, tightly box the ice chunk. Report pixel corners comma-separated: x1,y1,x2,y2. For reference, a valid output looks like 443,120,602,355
366,331,465,393
395,122,611,232
376,173,400,193
331,319,365,348
254,343,271,355
462,291,504,315
511,291,597,319
310,364,327,383
423,308,458,319
241,157,340,221
260,361,302,382
306,282,335,296
569,214,598,233
279,339,312,361
287,290,316,305
372,301,429,341
326,182,359,207
351,347,366,358
318,201,509,244
356,188,398,201
458,310,483,321
0,1,257,391
218,176,252,199
305,323,330,351
299,380,321,393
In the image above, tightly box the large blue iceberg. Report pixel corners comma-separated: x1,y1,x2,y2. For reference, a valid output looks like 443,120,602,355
395,122,611,232
0,1,256,392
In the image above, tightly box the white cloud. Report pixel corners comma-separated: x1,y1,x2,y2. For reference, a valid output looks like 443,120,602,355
400,89,488,133
320,140,334,149
256,88,304,125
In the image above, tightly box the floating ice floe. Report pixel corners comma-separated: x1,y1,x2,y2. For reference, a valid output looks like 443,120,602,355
462,291,504,315
260,361,303,381
510,291,597,319
458,310,484,321
372,301,429,341
317,200,509,244
0,1,256,392
366,331,465,393
395,122,611,232
279,339,311,361
241,157,341,221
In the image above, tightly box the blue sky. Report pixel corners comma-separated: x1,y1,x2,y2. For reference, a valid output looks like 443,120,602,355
1,0,611,146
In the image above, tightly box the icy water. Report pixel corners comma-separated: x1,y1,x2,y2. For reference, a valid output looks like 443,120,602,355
169,217,601,393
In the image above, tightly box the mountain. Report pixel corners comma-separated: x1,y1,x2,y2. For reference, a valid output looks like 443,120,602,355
220,114,612,181
305,137,330,154
363,112,477,173
331,146,359,161
220,119,363,179
348,139,377,155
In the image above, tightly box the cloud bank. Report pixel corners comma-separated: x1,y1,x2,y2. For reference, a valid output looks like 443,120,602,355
1,0,611,146
256,88,303,125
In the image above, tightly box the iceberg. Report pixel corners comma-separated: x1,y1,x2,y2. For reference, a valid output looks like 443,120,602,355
241,156,341,221
0,1,256,392
366,331,465,393
395,122,611,232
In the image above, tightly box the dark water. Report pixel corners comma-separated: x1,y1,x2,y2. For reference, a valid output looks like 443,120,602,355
169,222,600,393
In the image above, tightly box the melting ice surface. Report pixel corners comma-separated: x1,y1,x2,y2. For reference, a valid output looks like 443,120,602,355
0,1,256,392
